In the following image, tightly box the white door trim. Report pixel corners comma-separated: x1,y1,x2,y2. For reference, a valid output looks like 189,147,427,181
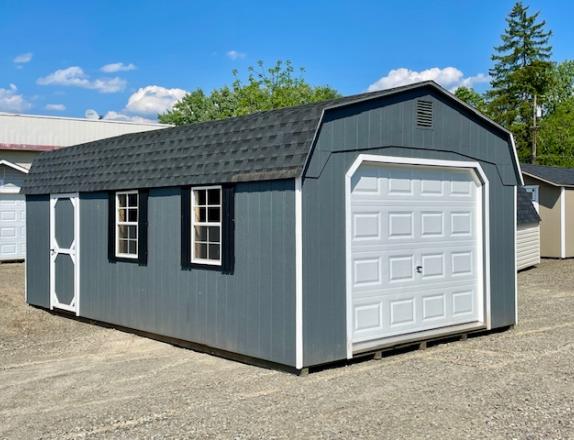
344,154,491,359
49,193,80,316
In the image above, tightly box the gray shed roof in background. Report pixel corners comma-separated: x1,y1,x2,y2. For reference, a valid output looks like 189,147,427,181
517,186,541,226
521,163,574,187
22,81,517,195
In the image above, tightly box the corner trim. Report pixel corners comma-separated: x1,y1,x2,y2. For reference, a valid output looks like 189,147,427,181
344,154,491,359
295,177,303,369
514,185,518,324
561,187,566,259
509,135,524,186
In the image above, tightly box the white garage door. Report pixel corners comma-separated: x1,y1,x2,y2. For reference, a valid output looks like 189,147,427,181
349,162,484,346
0,194,26,261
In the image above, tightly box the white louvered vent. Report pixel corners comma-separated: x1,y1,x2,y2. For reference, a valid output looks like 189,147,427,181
416,100,433,128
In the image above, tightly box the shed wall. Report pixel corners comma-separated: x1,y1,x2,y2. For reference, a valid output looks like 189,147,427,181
516,224,540,270
302,90,518,367
524,176,561,257
27,180,297,367
25,194,50,308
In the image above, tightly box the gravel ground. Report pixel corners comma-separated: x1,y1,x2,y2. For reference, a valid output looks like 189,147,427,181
0,260,573,439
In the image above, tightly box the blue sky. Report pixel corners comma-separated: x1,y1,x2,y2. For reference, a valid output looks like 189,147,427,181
2,0,573,122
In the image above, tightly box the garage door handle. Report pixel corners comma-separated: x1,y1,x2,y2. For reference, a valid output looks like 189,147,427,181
416,266,423,274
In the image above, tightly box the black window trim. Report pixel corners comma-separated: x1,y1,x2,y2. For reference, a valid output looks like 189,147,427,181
108,189,148,265
181,184,234,273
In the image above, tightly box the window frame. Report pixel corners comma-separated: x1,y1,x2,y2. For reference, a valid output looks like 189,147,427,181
190,185,222,266
524,185,539,213
115,190,139,259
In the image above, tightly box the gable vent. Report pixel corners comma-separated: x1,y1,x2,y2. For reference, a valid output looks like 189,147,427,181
416,100,433,128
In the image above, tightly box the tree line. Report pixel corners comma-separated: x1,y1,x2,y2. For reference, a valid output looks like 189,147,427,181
454,2,574,166
160,2,574,167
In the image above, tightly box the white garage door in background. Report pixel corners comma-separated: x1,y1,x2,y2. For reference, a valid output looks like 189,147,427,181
348,159,485,348
0,194,26,261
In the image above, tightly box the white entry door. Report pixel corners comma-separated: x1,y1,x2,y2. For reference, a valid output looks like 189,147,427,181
349,161,485,346
0,194,26,261
50,194,80,314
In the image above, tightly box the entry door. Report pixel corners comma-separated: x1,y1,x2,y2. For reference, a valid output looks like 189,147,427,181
349,162,484,345
50,194,80,314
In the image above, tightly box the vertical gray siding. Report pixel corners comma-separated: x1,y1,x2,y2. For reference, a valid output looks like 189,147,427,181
25,194,50,308
302,89,518,367
79,180,296,366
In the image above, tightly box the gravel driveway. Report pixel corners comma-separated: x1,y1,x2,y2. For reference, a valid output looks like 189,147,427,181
0,260,573,439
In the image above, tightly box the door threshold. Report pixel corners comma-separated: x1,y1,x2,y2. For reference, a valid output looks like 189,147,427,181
351,322,485,356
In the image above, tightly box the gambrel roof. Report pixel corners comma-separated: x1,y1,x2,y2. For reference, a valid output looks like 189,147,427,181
22,81,521,194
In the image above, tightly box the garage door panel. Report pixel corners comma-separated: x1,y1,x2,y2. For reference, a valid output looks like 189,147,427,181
0,194,26,260
353,247,478,286
353,287,480,343
350,162,483,346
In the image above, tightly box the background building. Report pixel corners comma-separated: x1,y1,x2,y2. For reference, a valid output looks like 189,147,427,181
0,113,167,261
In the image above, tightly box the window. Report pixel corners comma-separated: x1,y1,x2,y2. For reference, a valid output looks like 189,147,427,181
116,190,139,258
524,185,539,213
191,186,222,265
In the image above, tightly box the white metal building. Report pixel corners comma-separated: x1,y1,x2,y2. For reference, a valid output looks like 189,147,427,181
0,113,167,261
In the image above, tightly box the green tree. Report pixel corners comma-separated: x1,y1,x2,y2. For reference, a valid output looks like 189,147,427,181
545,60,574,114
160,60,340,125
538,97,574,166
487,1,553,162
454,87,488,114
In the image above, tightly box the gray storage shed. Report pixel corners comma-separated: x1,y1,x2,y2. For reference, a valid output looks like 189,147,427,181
23,81,522,372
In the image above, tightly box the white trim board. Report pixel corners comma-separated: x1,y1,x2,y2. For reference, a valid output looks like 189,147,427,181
0,159,29,174
514,185,518,324
294,177,303,369
344,154,492,359
561,187,566,259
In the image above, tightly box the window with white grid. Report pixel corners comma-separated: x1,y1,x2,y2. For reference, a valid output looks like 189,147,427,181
191,186,221,265
116,190,138,258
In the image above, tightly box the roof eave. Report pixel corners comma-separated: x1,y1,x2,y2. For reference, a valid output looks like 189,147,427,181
522,171,574,188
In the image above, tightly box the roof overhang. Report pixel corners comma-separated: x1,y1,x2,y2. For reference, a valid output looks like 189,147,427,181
522,171,574,188
0,159,29,174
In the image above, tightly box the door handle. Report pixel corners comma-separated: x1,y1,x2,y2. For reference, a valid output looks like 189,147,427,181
50,248,57,256
416,265,423,274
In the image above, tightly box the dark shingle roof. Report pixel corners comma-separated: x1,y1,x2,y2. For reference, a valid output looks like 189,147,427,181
521,163,574,187
517,186,540,225
22,81,516,194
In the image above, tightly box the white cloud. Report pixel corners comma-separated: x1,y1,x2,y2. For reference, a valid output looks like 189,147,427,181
367,67,489,92
226,50,246,60
45,103,66,111
0,84,31,112
37,66,126,93
100,62,137,73
103,111,157,124
124,85,187,115
84,109,101,120
13,53,33,64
